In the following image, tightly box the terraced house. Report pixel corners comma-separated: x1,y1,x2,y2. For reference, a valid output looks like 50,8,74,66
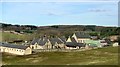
0,42,32,55
30,37,52,49
30,36,66,49
49,37,66,49
30,32,104,50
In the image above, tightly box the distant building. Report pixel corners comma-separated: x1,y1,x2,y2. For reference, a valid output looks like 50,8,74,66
99,40,108,46
112,42,119,47
30,37,50,49
49,37,65,49
84,40,108,48
0,42,32,55
109,35,119,42
30,36,66,49
30,32,109,50
65,36,85,49
84,40,101,48
72,32,91,43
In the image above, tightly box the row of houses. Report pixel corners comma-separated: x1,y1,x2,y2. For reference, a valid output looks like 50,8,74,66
30,32,109,50
0,32,116,55
30,36,66,49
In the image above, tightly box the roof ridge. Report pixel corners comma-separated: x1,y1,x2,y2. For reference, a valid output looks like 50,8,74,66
58,37,64,43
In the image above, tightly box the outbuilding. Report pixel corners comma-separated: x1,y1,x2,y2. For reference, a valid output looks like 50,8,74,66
0,42,32,55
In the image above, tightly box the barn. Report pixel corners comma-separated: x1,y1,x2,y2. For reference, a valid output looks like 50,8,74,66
0,42,32,55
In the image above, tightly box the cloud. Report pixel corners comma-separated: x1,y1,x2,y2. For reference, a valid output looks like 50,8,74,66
0,20,7,23
47,12,58,16
88,9,110,12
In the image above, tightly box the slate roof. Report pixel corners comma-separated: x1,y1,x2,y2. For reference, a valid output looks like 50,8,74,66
0,42,29,50
66,35,85,47
77,43,86,47
74,32,90,38
31,38,39,45
31,37,48,46
37,38,48,46
65,42,76,47
49,38,63,45
59,37,66,43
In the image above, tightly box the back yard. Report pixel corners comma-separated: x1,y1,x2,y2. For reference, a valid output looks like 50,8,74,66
2,46,119,65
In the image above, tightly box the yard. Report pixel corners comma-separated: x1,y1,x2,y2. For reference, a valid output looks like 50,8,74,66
2,46,119,65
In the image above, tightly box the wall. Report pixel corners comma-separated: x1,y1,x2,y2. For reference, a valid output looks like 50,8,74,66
78,38,90,43
72,34,78,42
0,46,25,55
24,47,32,55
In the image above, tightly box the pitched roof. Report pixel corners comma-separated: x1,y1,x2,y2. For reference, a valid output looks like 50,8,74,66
74,32,90,38
59,37,66,43
71,38,77,43
37,38,48,46
65,42,76,47
49,38,63,45
77,43,85,47
65,42,85,47
31,37,48,46
31,38,39,45
0,42,29,50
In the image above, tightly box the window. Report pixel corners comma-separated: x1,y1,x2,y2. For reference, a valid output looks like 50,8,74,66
78,40,82,43
82,40,85,43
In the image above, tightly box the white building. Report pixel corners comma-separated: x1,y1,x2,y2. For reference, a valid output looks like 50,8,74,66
0,42,32,55
113,42,119,47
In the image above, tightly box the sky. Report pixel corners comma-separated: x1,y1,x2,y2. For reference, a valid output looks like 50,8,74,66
0,0,119,26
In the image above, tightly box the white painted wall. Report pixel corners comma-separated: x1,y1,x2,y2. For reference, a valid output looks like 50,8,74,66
72,33,78,42
0,46,32,55
78,38,90,43
113,42,119,47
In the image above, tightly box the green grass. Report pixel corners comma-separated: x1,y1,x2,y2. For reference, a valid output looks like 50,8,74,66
2,46,118,65
0,32,34,42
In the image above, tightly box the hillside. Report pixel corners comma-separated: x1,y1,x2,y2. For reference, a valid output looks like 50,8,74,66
0,23,119,42
0,32,34,42
2,46,118,65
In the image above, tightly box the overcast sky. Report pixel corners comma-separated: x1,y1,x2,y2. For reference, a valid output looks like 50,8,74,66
0,0,119,26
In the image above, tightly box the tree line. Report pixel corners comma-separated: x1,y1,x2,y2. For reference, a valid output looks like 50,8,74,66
1,23,119,38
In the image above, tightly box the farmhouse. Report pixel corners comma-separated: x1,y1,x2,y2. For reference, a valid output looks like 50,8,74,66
49,37,65,49
72,32,91,43
65,37,85,49
30,37,51,49
0,42,32,55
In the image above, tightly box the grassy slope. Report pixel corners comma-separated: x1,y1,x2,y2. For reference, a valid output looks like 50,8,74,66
0,32,34,42
2,46,118,65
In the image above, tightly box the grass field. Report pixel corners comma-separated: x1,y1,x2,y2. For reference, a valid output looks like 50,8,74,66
0,32,34,42
2,46,118,65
